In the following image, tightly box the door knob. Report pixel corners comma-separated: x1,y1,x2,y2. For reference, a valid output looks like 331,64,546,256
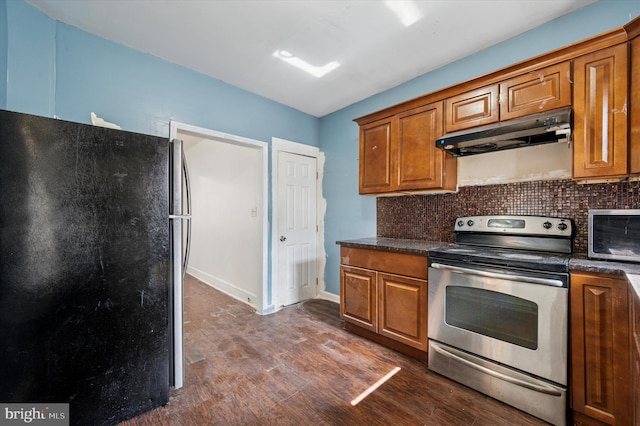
280,236,287,242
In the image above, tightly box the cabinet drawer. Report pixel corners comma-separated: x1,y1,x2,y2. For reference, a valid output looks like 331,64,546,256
445,85,499,133
499,62,571,121
340,247,428,280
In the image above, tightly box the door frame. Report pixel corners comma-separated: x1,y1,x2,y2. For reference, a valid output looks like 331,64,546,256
168,121,268,389
170,121,270,315
271,137,334,309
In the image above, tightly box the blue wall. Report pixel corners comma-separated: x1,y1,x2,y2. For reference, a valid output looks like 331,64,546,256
3,0,319,145
53,23,320,144
4,0,56,117
0,0,6,108
319,0,640,295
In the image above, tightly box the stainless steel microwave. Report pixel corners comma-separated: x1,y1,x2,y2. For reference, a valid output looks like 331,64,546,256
588,209,640,262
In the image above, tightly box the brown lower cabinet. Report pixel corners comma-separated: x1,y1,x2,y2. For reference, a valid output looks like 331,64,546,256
340,247,428,359
570,272,631,425
631,285,640,425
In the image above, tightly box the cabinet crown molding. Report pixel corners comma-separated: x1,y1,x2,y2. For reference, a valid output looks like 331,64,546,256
354,22,634,126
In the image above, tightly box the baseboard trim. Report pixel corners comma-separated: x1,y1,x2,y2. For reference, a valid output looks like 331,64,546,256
187,266,258,310
317,290,340,304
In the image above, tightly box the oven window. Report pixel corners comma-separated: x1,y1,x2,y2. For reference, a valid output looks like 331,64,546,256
445,286,538,350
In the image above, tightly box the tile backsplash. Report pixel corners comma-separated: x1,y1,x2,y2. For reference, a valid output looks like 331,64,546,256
377,179,640,254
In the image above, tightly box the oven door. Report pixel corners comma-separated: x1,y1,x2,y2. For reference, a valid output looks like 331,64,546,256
428,260,568,385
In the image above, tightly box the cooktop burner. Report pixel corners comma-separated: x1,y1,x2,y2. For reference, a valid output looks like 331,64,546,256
429,215,573,273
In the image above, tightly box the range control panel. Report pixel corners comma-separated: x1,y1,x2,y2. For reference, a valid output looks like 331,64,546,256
454,215,572,237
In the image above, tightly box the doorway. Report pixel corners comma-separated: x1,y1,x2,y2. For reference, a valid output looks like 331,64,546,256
170,121,269,312
169,122,269,388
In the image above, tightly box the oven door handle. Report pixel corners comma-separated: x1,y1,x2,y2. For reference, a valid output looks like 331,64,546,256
430,262,565,287
430,342,563,396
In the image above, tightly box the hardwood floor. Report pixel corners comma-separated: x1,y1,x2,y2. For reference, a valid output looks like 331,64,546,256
120,275,549,425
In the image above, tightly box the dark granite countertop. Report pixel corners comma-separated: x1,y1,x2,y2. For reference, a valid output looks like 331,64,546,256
337,238,640,301
569,254,640,276
570,254,640,301
336,237,449,255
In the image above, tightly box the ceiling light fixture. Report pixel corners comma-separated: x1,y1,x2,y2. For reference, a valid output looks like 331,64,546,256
273,50,340,78
384,0,423,27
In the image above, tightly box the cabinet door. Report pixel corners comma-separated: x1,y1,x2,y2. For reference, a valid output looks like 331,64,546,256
359,117,395,194
630,35,640,175
632,290,640,425
340,266,377,332
397,102,449,190
378,273,428,350
445,85,499,133
570,272,631,425
499,62,572,121
573,44,628,179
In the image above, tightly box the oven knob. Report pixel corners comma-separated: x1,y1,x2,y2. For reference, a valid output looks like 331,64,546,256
558,222,568,231
457,220,464,227
543,221,552,229
467,220,474,227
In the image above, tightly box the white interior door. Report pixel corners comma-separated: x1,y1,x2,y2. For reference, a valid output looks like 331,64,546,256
277,151,318,306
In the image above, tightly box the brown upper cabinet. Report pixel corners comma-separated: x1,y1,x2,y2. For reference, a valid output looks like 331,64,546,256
630,21,640,175
397,103,456,191
445,85,499,133
358,117,394,194
354,15,640,193
358,102,456,195
444,62,571,134
499,62,572,121
572,44,628,180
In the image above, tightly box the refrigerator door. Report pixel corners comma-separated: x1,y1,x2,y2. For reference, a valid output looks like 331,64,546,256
169,138,192,389
0,110,170,425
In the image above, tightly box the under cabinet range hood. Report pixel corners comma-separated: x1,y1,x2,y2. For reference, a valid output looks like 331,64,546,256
435,107,572,157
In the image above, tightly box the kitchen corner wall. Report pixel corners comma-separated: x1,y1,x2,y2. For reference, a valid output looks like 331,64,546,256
321,1,640,296
377,179,640,255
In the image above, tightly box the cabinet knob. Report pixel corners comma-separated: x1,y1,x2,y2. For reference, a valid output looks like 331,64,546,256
280,236,287,242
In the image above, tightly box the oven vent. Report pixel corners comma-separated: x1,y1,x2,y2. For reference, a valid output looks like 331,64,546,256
435,107,572,157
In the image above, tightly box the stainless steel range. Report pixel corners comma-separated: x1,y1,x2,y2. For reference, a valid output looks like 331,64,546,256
427,215,572,426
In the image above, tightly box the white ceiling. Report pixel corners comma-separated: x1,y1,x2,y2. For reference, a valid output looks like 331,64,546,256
26,0,597,117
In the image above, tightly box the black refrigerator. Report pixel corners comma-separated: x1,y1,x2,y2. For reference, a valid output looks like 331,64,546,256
0,109,189,425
